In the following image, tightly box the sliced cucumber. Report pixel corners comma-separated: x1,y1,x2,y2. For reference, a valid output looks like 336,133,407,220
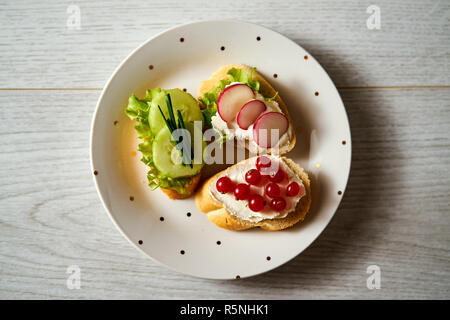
149,89,203,136
152,124,205,178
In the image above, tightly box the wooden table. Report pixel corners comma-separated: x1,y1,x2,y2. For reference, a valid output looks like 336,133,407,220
0,0,448,299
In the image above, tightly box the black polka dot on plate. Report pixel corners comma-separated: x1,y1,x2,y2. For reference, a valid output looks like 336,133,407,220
187,212,191,217
236,275,241,279
315,91,319,96
216,241,221,245
160,217,164,221
93,170,98,175
256,36,261,41
179,37,184,42
138,240,143,245
220,46,225,51
338,191,343,195
180,250,185,255
266,256,271,261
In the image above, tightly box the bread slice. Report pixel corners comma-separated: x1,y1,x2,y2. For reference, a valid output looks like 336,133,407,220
160,172,202,199
198,64,296,155
195,157,311,231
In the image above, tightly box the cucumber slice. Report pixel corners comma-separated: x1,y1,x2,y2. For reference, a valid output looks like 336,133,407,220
149,89,203,136
152,123,205,178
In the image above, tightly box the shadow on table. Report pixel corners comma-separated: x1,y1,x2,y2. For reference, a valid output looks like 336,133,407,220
214,45,403,291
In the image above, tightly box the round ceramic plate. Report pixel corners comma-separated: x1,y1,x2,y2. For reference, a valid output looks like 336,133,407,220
90,20,351,279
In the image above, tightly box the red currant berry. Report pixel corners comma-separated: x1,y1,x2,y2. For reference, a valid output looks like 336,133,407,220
216,177,234,194
245,169,261,185
265,182,280,198
268,169,285,183
249,194,265,212
256,156,271,172
270,197,286,211
286,181,300,197
234,183,250,200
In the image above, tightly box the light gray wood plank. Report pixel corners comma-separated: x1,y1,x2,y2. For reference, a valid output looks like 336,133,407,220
0,0,448,88
0,88,448,299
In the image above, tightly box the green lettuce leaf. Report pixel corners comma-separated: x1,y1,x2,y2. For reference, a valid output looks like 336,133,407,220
227,67,260,92
125,89,191,194
201,101,217,129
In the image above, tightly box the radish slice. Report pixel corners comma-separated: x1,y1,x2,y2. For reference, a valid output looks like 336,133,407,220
217,84,254,122
253,112,289,148
237,100,266,130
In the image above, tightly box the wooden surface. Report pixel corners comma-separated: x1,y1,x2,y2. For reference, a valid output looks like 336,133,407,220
0,0,449,299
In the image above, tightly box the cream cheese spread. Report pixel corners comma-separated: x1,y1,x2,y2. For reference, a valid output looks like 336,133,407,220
210,156,304,223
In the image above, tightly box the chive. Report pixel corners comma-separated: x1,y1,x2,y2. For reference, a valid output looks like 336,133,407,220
158,105,175,133
166,94,177,129
158,93,195,169
176,117,188,166
177,109,186,132
177,110,193,168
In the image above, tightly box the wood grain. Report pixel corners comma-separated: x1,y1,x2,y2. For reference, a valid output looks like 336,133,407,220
0,88,448,299
0,0,449,88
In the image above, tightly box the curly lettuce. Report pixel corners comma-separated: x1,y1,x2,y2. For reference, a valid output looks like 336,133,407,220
199,67,263,128
125,89,191,194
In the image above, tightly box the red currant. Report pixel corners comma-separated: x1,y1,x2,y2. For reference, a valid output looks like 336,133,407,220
234,183,250,200
286,181,300,197
270,197,286,211
216,176,234,194
245,169,261,185
249,194,265,212
265,182,280,198
256,156,271,172
268,169,285,183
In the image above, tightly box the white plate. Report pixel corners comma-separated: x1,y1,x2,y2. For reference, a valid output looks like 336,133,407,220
90,20,351,279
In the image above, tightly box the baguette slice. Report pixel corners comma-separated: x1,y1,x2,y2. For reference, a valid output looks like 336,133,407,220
195,157,311,231
198,64,296,155
160,171,202,200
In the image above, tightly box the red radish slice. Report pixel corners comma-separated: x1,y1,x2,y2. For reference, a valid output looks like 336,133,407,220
253,112,289,148
217,84,254,122
237,100,266,130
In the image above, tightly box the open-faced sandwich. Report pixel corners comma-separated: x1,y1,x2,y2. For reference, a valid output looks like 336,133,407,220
195,155,311,231
199,64,296,155
125,88,205,199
